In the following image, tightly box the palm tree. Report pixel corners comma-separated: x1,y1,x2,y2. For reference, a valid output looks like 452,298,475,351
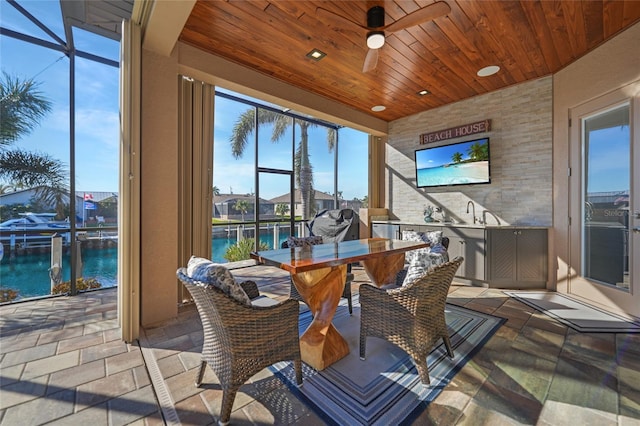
275,203,290,217
230,108,335,221
233,199,250,222
467,141,489,161
0,72,68,218
452,152,463,164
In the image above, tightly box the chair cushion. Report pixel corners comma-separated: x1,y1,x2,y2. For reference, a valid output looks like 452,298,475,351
186,256,252,306
250,295,280,307
286,235,323,247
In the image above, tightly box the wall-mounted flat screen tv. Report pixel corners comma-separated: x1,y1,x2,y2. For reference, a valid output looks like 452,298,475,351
415,137,491,188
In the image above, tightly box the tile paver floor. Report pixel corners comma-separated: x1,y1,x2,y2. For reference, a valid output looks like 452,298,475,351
1,263,639,425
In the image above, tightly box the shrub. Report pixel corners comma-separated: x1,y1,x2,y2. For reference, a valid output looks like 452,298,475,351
52,277,102,295
0,288,19,303
223,238,269,262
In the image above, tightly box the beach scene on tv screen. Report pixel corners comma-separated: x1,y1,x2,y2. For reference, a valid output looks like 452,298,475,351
416,138,490,187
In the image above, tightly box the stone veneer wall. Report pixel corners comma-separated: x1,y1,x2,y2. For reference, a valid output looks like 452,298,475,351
386,76,552,226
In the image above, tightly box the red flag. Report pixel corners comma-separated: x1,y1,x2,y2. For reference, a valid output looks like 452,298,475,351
84,193,93,200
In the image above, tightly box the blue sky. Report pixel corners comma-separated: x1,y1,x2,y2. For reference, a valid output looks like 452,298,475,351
415,139,487,169
587,125,630,193
213,93,368,200
1,1,368,200
1,0,120,192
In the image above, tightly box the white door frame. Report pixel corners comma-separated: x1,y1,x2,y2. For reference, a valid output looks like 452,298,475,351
566,83,639,319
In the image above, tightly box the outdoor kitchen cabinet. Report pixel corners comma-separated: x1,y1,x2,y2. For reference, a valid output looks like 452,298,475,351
486,228,548,288
373,221,548,288
447,228,486,282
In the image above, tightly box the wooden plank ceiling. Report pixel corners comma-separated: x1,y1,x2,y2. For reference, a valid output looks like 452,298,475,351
180,0,640,122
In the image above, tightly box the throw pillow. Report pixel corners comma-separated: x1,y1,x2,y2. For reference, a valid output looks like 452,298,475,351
401,230,428,264
429,242,449,258
402,250,449,286
401,230,443,245
286,235,323,247
186,256,252,306
401,230,427,242
426,230,443,245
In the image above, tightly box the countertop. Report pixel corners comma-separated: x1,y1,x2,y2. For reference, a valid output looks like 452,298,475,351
370,220,549,230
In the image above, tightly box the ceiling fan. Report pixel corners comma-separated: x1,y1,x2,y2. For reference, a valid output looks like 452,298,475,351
317,1,451,72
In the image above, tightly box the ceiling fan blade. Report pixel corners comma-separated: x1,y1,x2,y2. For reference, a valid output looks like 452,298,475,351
316,6,368,31
385,1,451,33
362,48,379,73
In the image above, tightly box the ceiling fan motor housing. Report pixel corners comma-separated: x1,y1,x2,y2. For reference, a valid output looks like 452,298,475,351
367,6,385,28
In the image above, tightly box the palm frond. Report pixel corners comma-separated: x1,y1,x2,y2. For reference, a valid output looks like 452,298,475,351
326,128,336,152
229,108,256,159
270,114,293,142
0,72,52,146
0,149,67,188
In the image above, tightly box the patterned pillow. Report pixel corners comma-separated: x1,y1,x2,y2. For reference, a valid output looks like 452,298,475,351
286,235,323,247
186,256,251,306
401,230,443,245
402,230,445,264
401,230,427,243
401,230,428,264
426,231,443,245
402,250,449,286
429,243,449,257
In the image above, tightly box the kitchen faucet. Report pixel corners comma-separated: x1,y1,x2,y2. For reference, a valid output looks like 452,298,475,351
466,201,476,224
481,210,501,225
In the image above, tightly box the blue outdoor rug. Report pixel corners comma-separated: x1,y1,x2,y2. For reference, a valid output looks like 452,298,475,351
270,296,504,425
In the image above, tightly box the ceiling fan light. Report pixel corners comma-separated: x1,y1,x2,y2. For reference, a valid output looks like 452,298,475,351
367,31,385,49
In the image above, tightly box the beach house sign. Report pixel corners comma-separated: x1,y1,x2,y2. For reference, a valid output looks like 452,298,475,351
420,119,491,144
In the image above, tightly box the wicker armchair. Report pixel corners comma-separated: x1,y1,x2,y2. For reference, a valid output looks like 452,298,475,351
281,239,354,315
359,256,464,385
177,269,302,425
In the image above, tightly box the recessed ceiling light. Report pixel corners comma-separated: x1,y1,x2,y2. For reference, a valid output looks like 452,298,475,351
306,49,327,61
477,65,500,77
371,105,386,112
417,90,430,96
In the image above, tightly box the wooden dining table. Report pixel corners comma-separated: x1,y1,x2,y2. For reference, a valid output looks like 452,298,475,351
250,238,428,370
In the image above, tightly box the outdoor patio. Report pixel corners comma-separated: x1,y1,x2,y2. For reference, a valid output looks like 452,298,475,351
1,264,639,425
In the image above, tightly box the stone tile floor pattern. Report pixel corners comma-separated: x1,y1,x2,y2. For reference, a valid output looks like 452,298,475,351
1,263,639,425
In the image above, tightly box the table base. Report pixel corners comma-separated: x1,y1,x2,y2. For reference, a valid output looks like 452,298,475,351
362,252,406,286
291,264,349,370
